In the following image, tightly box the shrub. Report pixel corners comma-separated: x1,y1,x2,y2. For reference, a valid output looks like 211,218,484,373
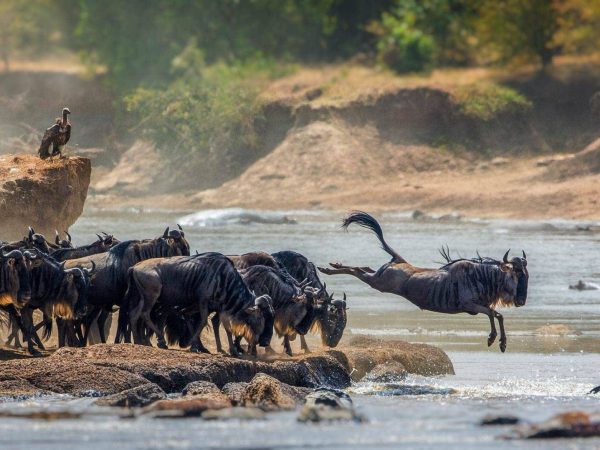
452,83,532,121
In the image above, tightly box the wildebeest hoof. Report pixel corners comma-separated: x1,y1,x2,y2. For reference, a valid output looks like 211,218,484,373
28,348,42,357
329,262,344,269
317,266,331,274
500,339,507,353
157,341,168,350
487,334,497,346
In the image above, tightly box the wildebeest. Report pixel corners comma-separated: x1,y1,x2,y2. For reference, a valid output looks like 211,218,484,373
39,107,71,160
1,227,52,254
124,253,275,354
272,251,347,351
318,211,529,352
0,250,37,353
238,264,313,356
64,226,190,345
51,233,119,262
11,250,93,354
54,230,74,249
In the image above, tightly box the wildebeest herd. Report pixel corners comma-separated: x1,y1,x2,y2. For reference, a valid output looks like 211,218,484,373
0,224,347,356
0,211,529,357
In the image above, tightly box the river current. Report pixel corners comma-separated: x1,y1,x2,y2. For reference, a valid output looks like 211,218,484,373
1,207,599,449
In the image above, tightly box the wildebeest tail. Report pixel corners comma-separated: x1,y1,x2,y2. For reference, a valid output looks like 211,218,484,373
116,268,137,343
342,211,406,263
165,313,193,348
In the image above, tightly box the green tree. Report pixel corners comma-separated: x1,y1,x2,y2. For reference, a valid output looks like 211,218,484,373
0,0,67,71
476,0,561,67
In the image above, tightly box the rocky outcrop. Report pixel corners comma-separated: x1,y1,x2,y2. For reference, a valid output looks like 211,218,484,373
339,336,455,381
0,155,91,240
0,338,454,402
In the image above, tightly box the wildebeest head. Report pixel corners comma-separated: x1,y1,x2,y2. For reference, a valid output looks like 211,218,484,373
27,227,51,254
499,250,529,307
246,295,275,347
304,283,347,347
61,264,94,319
0,250,32,308
161,226,190,256
55,230,74,249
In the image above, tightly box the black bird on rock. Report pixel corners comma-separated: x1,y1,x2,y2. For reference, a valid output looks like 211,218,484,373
38,107,71,160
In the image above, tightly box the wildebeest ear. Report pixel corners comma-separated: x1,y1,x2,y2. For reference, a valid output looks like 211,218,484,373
245,306,258,314
6,258,16,267
500,263,513,272
163,227,169,238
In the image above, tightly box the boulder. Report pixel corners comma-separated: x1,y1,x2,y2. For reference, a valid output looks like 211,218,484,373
480,415,521,426
341,336,454,380
240,373,311,411
94,383,166,407
222,382,249,406
182,380,221,396
298,388,365,423
0,155,90,240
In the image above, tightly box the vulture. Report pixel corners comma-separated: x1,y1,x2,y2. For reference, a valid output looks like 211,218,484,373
38,107,71,160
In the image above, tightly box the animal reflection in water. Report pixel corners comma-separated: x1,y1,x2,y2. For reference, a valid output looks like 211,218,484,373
319,211,529,352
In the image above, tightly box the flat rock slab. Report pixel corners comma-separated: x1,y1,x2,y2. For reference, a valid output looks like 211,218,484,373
0,338,454,398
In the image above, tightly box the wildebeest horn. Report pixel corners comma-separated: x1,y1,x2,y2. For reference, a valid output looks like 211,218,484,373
503,249,510,264
60,261,66,270
65,231,72,242
55,230,60,245
343,292,347,301
84,261,96,274
96,234,103,241
28,227,35,240
177,224,185,237
163,227,169,238
2,249,23,259
522,250,527,260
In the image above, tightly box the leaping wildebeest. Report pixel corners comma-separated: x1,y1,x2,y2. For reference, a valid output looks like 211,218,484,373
318,211,529,352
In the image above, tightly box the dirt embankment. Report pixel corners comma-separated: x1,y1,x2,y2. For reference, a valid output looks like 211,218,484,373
0,339,454,399
0,155,90,240
88,61,600,219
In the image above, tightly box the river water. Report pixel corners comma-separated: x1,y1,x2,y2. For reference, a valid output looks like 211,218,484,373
1,207,600,449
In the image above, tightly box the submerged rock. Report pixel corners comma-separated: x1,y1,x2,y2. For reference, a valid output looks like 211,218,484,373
481,415,521,426
202,407,266,421
94,383,166,407
363,362,408,383
142,395,231,418
511,411,600,439
569,280,600,291
298,388,365,423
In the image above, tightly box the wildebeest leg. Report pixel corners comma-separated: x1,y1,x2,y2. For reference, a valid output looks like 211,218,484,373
225,330,239,357
97,309,110,343
462,303,498,349
129,271,161,346
494,310,507,353
140,310,167,349
318,263,379,288
233,336,245,354
5,315,22,348
57,318,66,347
82,306,102,346
300,335,311,353
211,313,225,354
283,336,293,356
20,308,45,351
7,307,40,356
189,309,210,353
